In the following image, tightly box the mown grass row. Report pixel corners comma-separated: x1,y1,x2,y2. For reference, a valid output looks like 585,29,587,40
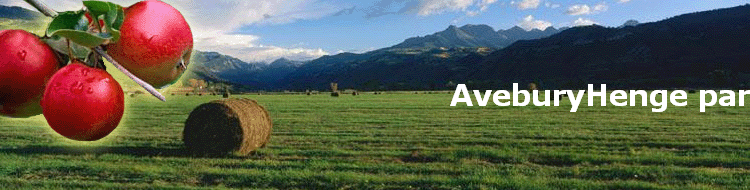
1,93,749,189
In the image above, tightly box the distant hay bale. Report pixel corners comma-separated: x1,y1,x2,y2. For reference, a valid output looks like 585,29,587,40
330,82,340,97
183,98,273,156
330,83,338,92
528,83,538,91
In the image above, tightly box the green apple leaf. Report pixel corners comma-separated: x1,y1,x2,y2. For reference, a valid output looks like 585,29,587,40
41,37,92,60
83,1,124,41
46,10,113,48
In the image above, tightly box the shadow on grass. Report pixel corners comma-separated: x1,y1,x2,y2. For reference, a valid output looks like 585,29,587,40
0,145,257,159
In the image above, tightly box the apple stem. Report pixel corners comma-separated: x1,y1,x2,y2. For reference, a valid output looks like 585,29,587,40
23,0,57,17
66,39,75,62
25,0,168,102
94,47,167,102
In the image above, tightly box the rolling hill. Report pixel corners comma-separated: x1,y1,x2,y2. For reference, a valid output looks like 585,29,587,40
0,5,43,20
0,5,50,34
186,51,302,90
468,4,750,90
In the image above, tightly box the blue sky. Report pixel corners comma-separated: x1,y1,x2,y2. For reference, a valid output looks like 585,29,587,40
239,0,749,56
5,0,749,62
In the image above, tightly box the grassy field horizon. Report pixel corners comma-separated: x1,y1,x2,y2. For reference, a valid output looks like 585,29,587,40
1,93,749,189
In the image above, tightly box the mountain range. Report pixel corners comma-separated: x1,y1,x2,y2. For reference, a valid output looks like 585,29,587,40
273,4,750,91
468,4,750,90
187,22,566,90
0,6,43,20
186,51,303,90
388,24,562,49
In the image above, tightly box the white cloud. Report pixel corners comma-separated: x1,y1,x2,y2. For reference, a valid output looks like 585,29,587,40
194,31,328,63
9,0,337,63
566,4,591,15
415,0,500,16
545,2,561,9
617,0,631,3
417,0,474,15
1,0,85,12
518,15,552,31
593,2,608,12
572,17,598,26
511,0,541,10
566,2,607,15
244,47,329,62
478,0,498,11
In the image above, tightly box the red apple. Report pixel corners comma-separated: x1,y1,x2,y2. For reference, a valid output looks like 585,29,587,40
107,0,193,88
0,30,60,118
41,63,124,141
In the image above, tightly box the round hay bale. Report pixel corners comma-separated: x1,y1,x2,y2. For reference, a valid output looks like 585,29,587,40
183,98,273,155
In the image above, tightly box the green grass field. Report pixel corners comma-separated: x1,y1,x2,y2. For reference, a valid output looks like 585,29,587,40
1,92,750,189
0,17,50,35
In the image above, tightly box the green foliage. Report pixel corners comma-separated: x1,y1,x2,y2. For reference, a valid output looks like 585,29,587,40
82,1,123,42
46,1,124,48
46,11,103,47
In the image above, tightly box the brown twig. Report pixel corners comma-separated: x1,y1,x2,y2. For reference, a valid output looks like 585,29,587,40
94,47,166,102
23,0,57,17
66,39,74,61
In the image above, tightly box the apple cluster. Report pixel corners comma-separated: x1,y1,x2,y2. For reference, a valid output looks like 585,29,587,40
0,0,192,141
